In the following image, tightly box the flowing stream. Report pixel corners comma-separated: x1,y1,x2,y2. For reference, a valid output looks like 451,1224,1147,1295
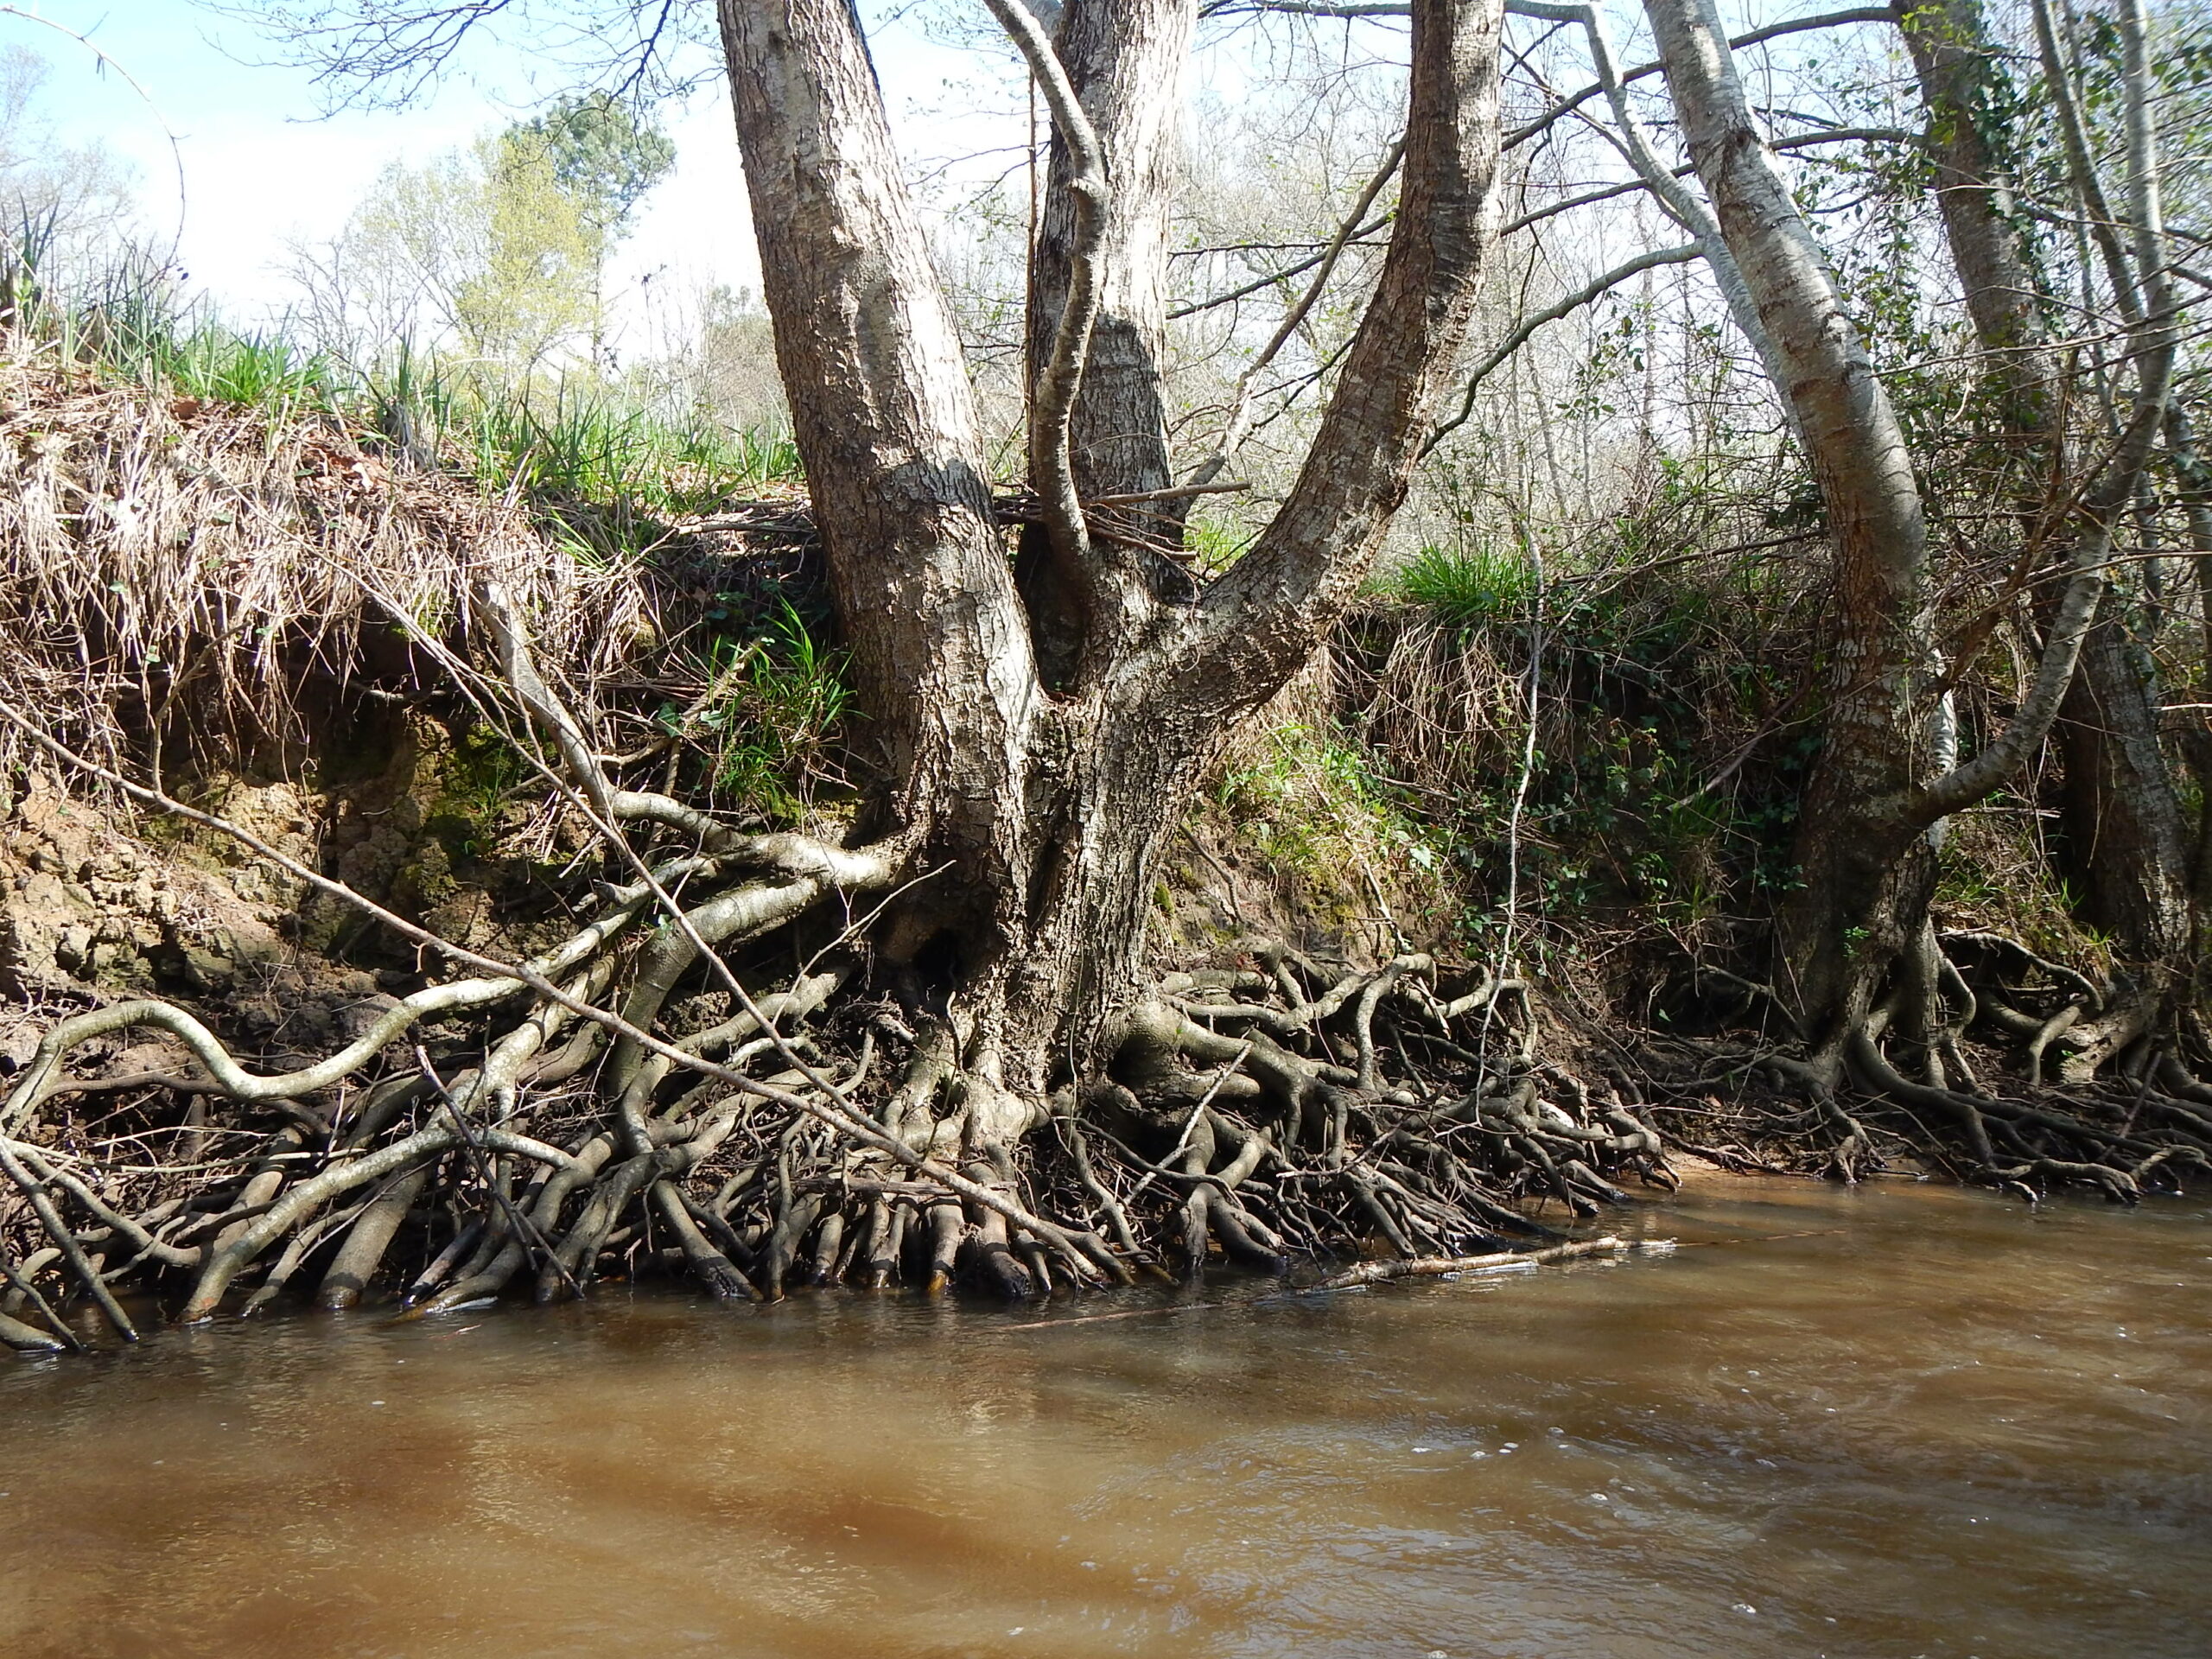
2,1172,2206,1657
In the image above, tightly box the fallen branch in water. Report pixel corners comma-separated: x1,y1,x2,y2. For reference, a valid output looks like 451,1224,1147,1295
989,1233,1675,1333
1312,1233,1661,1288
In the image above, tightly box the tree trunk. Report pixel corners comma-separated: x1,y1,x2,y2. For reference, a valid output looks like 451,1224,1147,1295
1645,0,1938,1055
1017,0,1196,690
1897,0,2193,1070
715,0,1043,989
1648,0,2169,1077
1893,0,2045,423
2168,407,2212,1014
2052,616,2193,1065
720,0,1507,1086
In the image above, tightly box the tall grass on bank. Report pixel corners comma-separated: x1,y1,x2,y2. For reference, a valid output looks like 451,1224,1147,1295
690,598,852,826
0,244,815,804
1389,542,1541,630
3,240,802,561
448,386,800,559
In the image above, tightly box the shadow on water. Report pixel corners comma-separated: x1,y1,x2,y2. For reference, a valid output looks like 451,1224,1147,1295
2,1172,2207,1658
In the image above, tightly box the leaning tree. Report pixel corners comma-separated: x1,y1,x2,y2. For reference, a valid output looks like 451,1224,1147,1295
1896,0,2206,1078
1636,0,2196,1185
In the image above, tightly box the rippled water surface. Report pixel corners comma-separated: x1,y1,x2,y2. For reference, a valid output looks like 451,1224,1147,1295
2,1173,2207,1658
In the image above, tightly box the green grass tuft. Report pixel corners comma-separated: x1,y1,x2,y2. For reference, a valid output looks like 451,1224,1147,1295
1389,543,1540,628
683,598,851,827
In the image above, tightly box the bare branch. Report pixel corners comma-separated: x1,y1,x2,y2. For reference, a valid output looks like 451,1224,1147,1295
1167,212,1393,318
1424,242,1698,454
1504,6,1897,150
986,0,1111,577
1510,0,1785,393
207,1,708,111
1187,137,1406,489
1496,124,1911,239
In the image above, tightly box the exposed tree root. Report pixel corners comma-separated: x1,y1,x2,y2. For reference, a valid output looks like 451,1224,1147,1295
1647,927,2212,1202
19,786,2190,1351
0,804,1670,1345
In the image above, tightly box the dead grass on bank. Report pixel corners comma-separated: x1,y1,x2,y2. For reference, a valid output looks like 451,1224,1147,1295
0,350,660,788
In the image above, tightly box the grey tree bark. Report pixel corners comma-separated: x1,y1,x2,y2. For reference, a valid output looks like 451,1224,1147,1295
1643,0,2163,1069
1643,0,1940,1053
1016,0,1197,690
1897,0,2192,1071
715,0,1043,1023
718,0,1507,1089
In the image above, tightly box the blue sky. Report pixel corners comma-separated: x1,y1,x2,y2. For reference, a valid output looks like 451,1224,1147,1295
9,1,1007,321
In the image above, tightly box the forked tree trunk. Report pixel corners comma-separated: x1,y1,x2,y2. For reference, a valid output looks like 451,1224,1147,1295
1897,0,2192,1070
718,0,1506,1089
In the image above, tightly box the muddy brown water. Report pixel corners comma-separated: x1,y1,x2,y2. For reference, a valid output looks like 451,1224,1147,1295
1,1173,2206,1659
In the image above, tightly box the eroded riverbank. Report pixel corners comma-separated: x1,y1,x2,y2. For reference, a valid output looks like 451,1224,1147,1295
3,1173,2206,1657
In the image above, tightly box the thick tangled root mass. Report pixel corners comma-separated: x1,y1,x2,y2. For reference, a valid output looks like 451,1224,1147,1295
1638,928,2212,1200
0,836,1675,1351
